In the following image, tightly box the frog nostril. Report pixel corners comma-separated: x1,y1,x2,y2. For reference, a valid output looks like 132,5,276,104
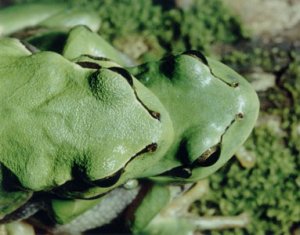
150,111,161,121
146,143,158,153
231,82,239,88
236,112,244,120
196,144,221,167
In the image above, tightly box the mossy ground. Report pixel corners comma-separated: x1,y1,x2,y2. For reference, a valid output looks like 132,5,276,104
2,0,299,234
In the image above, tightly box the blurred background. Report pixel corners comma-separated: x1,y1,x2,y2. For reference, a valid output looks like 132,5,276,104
0,0,299,234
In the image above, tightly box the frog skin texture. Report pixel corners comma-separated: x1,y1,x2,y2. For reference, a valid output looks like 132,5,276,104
0,4,259,235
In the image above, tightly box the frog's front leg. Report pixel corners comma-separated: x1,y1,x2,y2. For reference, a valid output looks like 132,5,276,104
0,3,100,37
129,181,249,235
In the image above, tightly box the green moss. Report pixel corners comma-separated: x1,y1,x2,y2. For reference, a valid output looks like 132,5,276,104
94,0,246,61
7,0,246,62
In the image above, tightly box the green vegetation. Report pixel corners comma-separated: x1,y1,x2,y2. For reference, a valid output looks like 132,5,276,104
5,0,246,62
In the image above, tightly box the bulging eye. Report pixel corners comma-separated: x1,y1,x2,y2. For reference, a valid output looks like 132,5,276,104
196,144,221,167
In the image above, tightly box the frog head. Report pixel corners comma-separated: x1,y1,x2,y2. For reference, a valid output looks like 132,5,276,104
0,38,174,197
131,51,259,182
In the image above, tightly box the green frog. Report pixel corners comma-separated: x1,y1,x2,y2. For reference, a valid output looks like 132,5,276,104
0,4,259,235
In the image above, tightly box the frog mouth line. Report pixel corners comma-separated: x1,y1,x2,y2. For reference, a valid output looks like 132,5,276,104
52,142,158,199
159,112,244,179
92,142,158,188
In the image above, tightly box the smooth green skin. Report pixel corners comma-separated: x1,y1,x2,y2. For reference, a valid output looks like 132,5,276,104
51,197,103,224
0,4,65,36
38,9,100,32
130,54,259,182
0,38,173,193
0,4,100,37
63,26,132,66
130,184,171,234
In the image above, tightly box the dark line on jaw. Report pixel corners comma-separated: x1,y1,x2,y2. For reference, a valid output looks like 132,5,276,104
159,111,244,178
52,143,158,200
108,67,161,121
219,115,238,145
92,143,158,188
182,50,209,66
211,111,245,154
191,113,240,168
119,143,158,172
81,25,93,32
81,54,112,61
182,50,239,88
108,67,133,86
134,91,161,121
76,61,101,69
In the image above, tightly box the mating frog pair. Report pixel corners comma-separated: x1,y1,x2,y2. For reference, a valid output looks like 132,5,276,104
0,4,259,235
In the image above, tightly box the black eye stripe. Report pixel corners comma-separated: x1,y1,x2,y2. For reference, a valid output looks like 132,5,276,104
76,61,101,69
92,169,123,188
159,166,192,179
81,54,112,61
91,143,158,187
182,50,239,88
108,66,134,86
182,50,209,66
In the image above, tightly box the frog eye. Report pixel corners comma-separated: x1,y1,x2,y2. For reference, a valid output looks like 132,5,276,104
157,144,221,179
195,144,221,167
